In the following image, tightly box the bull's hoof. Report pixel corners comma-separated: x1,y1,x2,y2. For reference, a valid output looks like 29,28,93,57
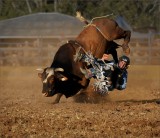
52,101,59,104
123,47,130,55
156,100,160,104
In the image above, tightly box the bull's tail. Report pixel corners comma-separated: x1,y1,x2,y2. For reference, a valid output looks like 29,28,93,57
76,11,114,25
76,11,89,25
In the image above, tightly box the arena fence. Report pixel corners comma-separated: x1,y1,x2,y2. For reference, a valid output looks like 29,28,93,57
0,36,160,66
129,37,160,65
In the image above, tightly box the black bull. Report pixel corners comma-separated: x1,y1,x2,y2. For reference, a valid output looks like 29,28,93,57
38,41,88,103
37,40,121,104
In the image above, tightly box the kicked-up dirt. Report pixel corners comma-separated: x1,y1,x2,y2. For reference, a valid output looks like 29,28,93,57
0,66,160,138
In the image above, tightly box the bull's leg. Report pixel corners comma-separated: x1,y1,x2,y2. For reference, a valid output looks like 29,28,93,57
53,93,63,104
113,28,131,55
80,77,90,88
121,30,131,55
105,41,119,63
110,48,118,63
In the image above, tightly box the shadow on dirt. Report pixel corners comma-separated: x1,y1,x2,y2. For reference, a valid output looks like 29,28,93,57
73,92,111,104
73,92,160,104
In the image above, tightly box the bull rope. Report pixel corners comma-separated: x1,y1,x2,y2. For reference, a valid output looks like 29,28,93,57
67,40,88,55
90,13,114,23
84,24,110,41
67,40,104,72
76,11,113,41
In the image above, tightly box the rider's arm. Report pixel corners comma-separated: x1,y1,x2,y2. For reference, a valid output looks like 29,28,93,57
101,54,109,61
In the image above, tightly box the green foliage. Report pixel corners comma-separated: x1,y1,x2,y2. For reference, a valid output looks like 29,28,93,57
0,0,159,32
57,0,77,15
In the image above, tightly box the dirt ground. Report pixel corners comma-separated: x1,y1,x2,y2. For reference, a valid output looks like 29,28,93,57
0,65,160,138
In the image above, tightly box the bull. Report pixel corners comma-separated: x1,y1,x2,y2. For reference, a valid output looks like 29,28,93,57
37,41,89,103
76,11,131,62
37,12,131,104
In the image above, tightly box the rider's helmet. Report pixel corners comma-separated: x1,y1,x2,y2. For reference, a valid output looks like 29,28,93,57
119,55,130,68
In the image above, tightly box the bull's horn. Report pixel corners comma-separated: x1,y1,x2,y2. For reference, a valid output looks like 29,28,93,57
54,68,64,72
36,68,44,72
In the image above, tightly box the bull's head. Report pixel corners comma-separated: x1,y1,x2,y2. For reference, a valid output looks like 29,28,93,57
37,67,68,97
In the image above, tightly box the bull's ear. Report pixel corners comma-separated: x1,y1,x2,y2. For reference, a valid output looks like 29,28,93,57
38,73,42,78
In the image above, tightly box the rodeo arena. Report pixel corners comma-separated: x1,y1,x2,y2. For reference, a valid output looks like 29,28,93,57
0,12,160,137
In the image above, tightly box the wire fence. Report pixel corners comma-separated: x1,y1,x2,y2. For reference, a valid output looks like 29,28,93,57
0,36,160,66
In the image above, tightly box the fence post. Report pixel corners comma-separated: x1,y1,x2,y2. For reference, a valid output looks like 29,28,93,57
148,31,152,64
40,36,43,66
37,37,41,66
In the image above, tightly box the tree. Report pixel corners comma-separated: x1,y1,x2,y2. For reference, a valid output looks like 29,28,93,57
97,0,160,32
0,0,159,32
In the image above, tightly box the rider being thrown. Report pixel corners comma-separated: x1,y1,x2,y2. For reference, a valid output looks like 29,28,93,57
75,51,130,93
